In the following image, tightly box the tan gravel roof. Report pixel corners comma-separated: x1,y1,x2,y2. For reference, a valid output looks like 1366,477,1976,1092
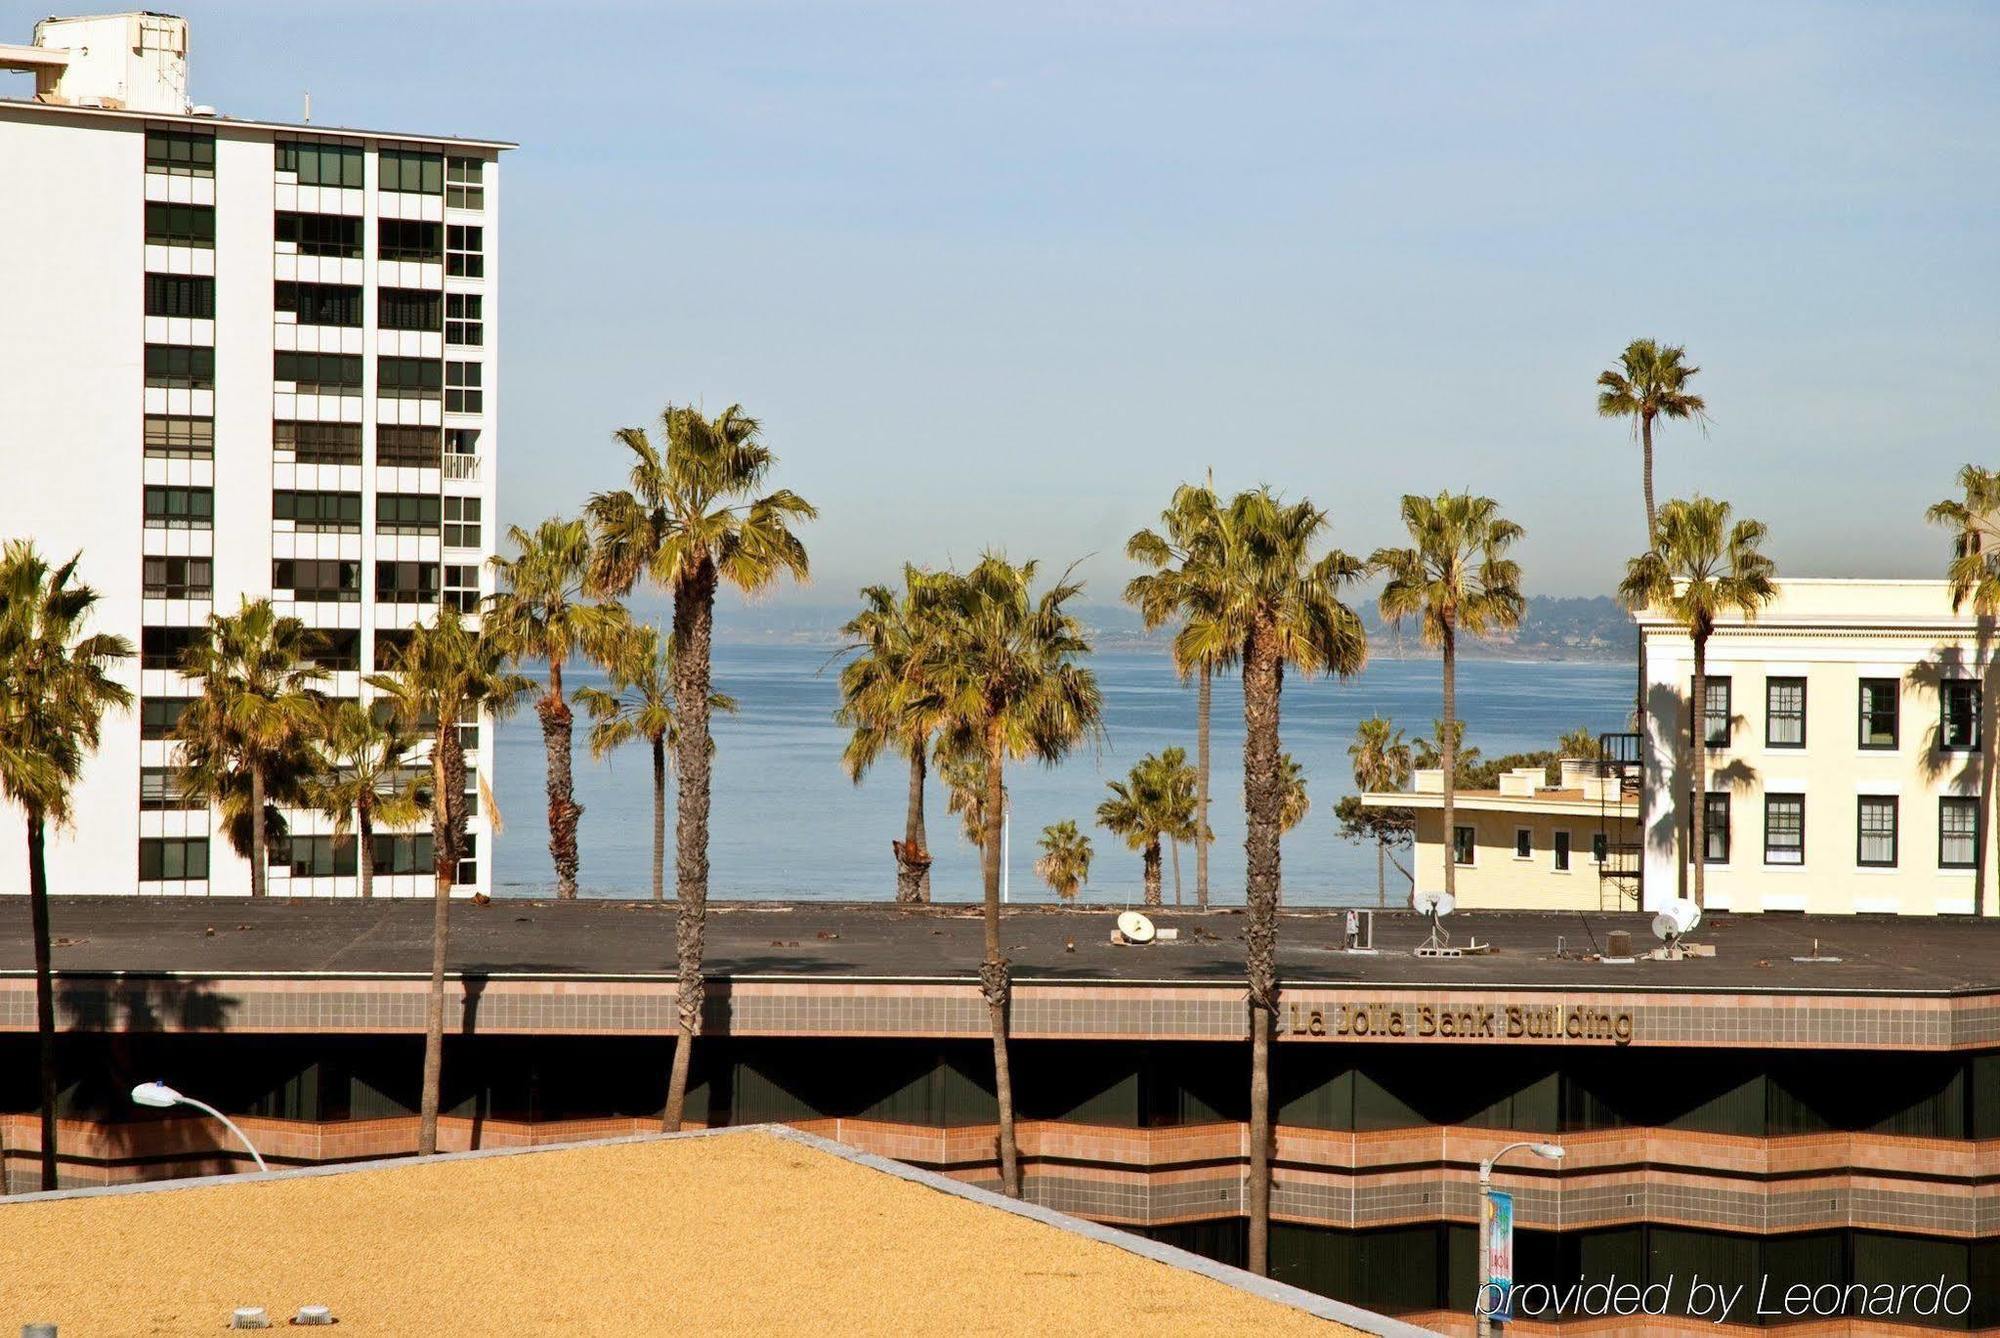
4,1131,1358,1336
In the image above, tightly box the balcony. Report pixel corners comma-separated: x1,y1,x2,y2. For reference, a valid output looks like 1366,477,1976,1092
443,453,480,481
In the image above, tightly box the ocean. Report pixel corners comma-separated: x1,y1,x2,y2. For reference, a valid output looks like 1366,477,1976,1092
492,646,1634,907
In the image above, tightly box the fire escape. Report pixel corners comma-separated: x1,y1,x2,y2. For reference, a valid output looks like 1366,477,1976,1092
1596,732,1643,910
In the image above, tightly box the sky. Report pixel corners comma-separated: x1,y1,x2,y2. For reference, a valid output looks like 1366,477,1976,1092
12,1,1996,610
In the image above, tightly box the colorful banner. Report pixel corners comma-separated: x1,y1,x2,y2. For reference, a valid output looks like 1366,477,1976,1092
1487,1190,1515,1322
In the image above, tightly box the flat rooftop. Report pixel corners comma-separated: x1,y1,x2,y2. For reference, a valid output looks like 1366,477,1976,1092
0,1128,1367,1337
8,898,2000,996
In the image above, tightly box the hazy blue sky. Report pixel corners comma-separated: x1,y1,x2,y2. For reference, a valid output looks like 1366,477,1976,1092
18,2,1997,605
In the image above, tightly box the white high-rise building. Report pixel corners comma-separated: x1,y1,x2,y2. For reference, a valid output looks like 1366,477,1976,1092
0,13,512,896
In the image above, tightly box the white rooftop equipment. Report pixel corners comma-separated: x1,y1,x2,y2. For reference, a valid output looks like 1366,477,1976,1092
1116,910,1156,944
1412,890,1458,958
0,13,190,114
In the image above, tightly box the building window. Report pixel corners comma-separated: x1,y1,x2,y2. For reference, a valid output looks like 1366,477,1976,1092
1512,828,1531,859
146,273,214,319
273,558,361,603
445,155,484,210
144,344,214,390
139,767,199,811
377,425,442,468
378,287,441,331
378,356,443,401
1859,678,1899,749
276,211,363,258
284,834,358,878
1940,796,1980,869
274,420,362,465
458,713,481,756
139,836,209,882
141,626,202,670
376,560,441,605
140,696,195,740
309,628,362,672
378,219,442,263
275,351,363,395
1694,676,1732,748
1701,791,1730,864
443,496,481,548
445,292,483,346
456,832,479,886
143,485,213,530
372,831,434,876
446,360,483,413
443,564,480,613
1452,825,1475,866
145,201,215,249
273,489,363,533
143,555,212,599
276,139,362,188
380,149,444,195
144,414,213,460
1857,796,1897,868
276,281,362,327
1589,832,1608,865
1941,680,1980,751
1765,677,1805,748
446,224,484,277
1764,794,1804,866
377,494,441,535
145,129,214,177
1552,830,1571,872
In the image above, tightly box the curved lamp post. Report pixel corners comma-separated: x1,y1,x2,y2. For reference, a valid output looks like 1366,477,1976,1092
131,1081,268,1173
1476,1140,1564,1338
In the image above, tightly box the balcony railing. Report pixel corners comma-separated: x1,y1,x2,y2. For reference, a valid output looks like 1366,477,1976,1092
443,453,480,481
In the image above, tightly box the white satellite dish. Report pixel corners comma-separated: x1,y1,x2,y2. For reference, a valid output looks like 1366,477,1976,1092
1413,890,1455,917
1652,898,1702,942
1412,890,1456,956
1117,910,1156,944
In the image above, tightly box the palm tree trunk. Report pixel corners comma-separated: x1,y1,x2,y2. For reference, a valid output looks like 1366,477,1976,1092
28,807,59,1191
663,558,719,1133
980,720,1021,1197
1377,837,1386,907
1143,838,1163,907
249,761,267,898
541,660,582,899
1170,838,1182,907
418,726,463,1157
1690,632,1708,911
1441,622,1457,901
358,804,374,900
1196,663,1211,909
895,746,931,904
1641,409,1657,542
1241,626,1282,1277
651,734,666,903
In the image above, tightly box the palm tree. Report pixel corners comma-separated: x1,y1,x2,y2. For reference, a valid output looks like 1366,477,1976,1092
367,607,529,1156
486,516,631,899
1126,482,1229,908
1373,493,1526,907
175,599,325,896
1413,718,1481,779
1033,820,1093,902
1619,496,1777,910
940,747,993,849
1277,753,1309,835
1597,338,1710,541
837,568,952,903
587,403,815,1133
927,555,1102,1197
1927,465,2000,916
1348,716,1413,904
306,700,428,900
1095,747,1197,907
1557,726,1605,760
1173,488,1367,1276
0,543,131,1191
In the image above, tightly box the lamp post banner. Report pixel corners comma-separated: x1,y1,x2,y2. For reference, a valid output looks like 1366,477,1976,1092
1487,1190,1515,1322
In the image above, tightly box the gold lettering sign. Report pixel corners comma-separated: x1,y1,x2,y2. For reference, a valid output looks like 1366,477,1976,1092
1285,1002,1635,1046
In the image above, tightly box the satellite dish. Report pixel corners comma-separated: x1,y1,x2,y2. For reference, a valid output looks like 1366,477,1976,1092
1652,899,1702,941
1117,910,1156,944
1413,890,1455,917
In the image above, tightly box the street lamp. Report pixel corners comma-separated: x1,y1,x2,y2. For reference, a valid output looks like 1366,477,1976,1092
131,1081,268,1173
1476,1140,1564,1338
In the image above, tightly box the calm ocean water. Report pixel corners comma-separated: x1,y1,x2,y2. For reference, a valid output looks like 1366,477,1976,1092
492,646,1633,907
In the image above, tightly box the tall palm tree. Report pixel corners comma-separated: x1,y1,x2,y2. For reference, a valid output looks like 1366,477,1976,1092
1095,747,1197,907
927,555,1102,1197
0,543,131,1191
1927,465,2000,917
367,607,529,1155
836,568,951,903
1033,820,1093,901
1126,482,1229,908
1597,338,1710,541
1373,493,1526,906
306,700,428,900
1173,488,1367,1276
175,599,325,896
587,403,815,1133
1619,496,1777,910
1348,715,1413,904
486,516,631,899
